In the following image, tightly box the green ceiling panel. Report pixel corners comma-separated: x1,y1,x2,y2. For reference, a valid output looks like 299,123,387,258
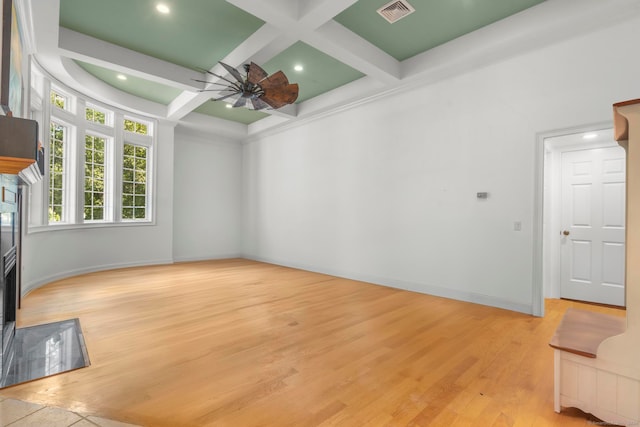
60,0,264,70
194,100,269,125
262,42,365,103
59,0,546,126
334,0,546,61
75,61,182,105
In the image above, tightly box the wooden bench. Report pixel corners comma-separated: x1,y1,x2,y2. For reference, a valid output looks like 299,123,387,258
549,308,627,419
549,308,625,359
547,98,640,425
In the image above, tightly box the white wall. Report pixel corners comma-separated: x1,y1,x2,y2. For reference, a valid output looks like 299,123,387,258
21,122,245,293
19,14,640,313
242,17,640,314
172,128,243,261
21,121,176,293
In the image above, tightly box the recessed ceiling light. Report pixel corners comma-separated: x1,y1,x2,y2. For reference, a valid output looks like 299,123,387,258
225,104,232,109
583,133,597,140
294,64,304,72
117,74,127,81
156,3,170,14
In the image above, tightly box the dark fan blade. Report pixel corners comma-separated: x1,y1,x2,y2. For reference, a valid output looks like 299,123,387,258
261,83,299,109
247,62,268,84
250,97,270,110
212,92,241,102
198,67,238,87
219,61,245,84
193,79,234,87
259,71,289,90
196,80,240,92
233,96,247,108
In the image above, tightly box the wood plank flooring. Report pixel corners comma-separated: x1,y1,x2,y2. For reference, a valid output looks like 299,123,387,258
0,259,626,426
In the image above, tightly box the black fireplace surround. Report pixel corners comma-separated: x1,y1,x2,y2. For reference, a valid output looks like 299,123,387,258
0,179,20,382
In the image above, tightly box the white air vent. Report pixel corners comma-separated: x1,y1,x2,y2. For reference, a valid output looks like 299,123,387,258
377,0,415,24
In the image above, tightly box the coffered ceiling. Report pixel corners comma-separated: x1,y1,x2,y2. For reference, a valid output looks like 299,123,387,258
23,0,639,137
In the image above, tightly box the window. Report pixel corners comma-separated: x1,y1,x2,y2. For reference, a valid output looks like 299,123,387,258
122,143,148,220
48,121,66,222
85,105,107,125
50,90,67,110
84,135,107,221
124,118,148,135
31,68,156,229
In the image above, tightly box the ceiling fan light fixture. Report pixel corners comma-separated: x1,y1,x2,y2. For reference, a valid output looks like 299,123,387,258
196,61,299,111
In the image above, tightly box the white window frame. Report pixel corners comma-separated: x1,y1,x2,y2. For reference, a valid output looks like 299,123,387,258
47,117,76,225
119,127,154,222
27,64,157,233
50,85,75,115
85,102,113,127
82,131,113,223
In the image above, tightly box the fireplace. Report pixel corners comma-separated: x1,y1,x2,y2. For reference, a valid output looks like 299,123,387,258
0,183,90,388
0,114,45,386
0,190,19,381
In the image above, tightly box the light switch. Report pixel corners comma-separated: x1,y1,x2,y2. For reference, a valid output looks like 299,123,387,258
514,221,522,231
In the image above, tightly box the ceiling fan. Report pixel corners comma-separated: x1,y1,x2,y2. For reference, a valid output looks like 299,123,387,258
196,61,299,110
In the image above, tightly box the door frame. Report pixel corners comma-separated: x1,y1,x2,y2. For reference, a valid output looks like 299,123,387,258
533,122,615,317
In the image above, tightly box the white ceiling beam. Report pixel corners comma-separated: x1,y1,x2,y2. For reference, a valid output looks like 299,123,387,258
166,91,211,121
298,0,358,28
226,0,300,30
58,29,203,91
309,21,400,84
227,0,400,84
213,24,296,70
167,24,298,121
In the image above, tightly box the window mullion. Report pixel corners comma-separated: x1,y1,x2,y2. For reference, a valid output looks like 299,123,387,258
41,78,52,226
64,123,77,224
75,98,87,223
113,113,125,222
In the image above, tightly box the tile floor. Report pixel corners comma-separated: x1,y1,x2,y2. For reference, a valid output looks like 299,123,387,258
0,396,141,427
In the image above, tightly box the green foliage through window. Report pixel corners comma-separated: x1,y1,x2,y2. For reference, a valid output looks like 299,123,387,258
122,143,147,220
84,135,107,220
49,122,65,222
50,90,66,110
86,107,106,124
43,77,155,227
124,119,148,135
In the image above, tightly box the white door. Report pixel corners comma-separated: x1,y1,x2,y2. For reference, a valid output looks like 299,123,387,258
560,146,626,306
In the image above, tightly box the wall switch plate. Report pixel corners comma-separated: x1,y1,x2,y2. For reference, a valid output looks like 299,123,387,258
514,221,522,231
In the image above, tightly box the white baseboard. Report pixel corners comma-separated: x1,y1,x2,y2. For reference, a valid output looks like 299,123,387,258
22,258,174,297
22,254,534,316
172,253,242,263
244,254,534,315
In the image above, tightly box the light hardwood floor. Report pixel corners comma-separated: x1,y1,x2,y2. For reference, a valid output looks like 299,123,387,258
0,259,625,426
